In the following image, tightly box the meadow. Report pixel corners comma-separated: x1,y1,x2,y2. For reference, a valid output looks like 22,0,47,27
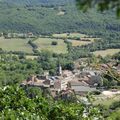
52,33,95,47
33,38,68,54
26,55,38,60
52,33,88,39
0,37,33,53
67,39,93,47
93,94,120,108
93,49,120,57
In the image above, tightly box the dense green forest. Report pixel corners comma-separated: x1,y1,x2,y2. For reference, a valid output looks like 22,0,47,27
0,1,120,36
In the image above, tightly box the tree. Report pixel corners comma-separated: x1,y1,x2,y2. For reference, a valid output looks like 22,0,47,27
0,85,102,119
0,33,2,37
0,48,3,52
18,52,26,59
76,0,120,17
51,41,58,45
109,101,120,110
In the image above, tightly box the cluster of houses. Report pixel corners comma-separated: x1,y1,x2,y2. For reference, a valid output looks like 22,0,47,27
100,62,120,77
21,64,102,98
1,32,35,38
20,56,120,99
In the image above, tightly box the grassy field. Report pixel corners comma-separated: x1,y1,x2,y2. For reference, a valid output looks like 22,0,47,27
52,33,88,38
52,33,96,47
92,94,120,120
33,38,68,54
93,95,120,108
26,55,38,60
52,33,68,38
0,37,33,53
107,109,120,120
67,39,93,47
68,33,88,38
93,49,120,57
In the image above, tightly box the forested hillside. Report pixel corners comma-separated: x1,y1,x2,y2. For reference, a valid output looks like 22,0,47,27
0,0,120,35
1,0,74,6
0,0,120,50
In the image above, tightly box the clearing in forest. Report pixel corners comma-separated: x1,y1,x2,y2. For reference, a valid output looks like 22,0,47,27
67,39,93,46
33,38,68,54
52,33,88,38
52,33,96,46
0,37,33,53
93,49,120,57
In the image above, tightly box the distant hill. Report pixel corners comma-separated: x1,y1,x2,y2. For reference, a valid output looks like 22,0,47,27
0,0,120,50
1,0,74,6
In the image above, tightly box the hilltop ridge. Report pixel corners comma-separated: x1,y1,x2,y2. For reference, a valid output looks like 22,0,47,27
0,0,75,6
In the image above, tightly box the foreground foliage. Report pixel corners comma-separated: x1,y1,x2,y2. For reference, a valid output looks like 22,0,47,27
0,85,102,120
76,0,120,17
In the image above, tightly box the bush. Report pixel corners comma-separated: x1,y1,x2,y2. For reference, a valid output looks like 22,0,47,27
92,91,101,95
109,101,120,110
51,41,58,45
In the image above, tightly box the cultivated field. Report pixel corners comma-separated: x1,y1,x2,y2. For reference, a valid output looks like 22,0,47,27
93,49,120,57
0,37,33,53
33,38,68,54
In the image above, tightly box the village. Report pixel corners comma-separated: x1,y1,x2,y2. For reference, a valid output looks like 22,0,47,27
21,58,120,102
1,0,120,119
1,32,35,39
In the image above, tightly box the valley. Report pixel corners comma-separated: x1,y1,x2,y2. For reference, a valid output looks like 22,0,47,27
0,32,120,57
0,0,120,119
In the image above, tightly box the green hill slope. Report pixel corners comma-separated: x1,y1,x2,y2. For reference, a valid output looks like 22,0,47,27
0,2,119,35
0,1,120,50
1,0,74,6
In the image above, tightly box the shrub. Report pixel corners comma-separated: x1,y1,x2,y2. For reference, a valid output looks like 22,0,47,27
109,101,120,110
51,41,58,45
